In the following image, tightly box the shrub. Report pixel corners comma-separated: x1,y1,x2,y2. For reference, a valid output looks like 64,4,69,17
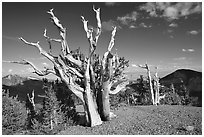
2,90,27,135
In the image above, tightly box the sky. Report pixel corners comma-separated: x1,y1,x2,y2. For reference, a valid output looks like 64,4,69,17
2,2,202,79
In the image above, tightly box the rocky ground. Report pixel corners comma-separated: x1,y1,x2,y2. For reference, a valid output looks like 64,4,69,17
59,105,202,135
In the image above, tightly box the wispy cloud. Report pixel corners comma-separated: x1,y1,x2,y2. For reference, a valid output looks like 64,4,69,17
173,57,186,61
25,56,47,61
129,25,137,29
187,30,199,35
102,20,121,32
104,2,118,7
139,2,202,21
169,22,178,27
182,48,195,52
3,35,19,41
139,22,148,28
117,11,138,26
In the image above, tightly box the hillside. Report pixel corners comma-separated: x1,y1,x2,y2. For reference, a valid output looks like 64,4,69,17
159,69,202,103
59,105,202,135
2,74,27,86
160,69,201,87
2,74,46,103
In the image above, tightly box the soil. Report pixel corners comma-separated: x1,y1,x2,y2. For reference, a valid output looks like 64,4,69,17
59,105,202,135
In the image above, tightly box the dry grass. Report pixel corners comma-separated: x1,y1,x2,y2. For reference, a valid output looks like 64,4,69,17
59,105,202,135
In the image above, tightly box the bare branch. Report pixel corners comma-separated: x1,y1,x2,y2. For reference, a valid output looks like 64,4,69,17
57,70,84,103
64,54,82,68
47,8,64,32
108,26,117,52
47,8,70,54
81,16,89,36
4,60,56,76
66,65,83,78
93,5,101,44
109,80,129,95
81,6,102,57
154,66,158,78
44,29,61,43
19,37,56,65
27,90,35,108
43,29,52,53
93,5,101,29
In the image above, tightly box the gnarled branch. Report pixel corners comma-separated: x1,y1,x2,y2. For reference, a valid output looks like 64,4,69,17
47,8,70,54
19,37,57,66
3,60,56,76
108,26,117,52
109,80,129,95
93,5,101,44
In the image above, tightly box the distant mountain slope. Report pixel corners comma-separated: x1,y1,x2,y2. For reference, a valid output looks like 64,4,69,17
2,74,46,103
160,69,202,102
2,74,27,86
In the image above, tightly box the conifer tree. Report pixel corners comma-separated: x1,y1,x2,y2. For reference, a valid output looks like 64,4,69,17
39,79,66,133
2,90,27,134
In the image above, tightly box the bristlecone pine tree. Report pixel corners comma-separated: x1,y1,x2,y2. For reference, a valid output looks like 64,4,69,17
5,6,129,127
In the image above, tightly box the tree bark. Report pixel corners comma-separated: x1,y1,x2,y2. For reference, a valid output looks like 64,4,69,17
100,81,111,121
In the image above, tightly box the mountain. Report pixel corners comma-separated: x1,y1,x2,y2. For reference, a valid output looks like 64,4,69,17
2,74,28,86
2,74,46,103
160,69,202,105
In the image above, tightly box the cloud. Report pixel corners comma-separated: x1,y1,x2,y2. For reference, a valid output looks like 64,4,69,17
169,35,174,39
139,2,202,21
173,57,186,61
139,22,152,28
139,22,148,28
187,30,199,35
176,2,202,17
164,6,179,20
105,2,118,6
102,20,121,32
3,35,19,41
188,49,195,52
129,25,137,29
8,69,13,73
182,48,195,52
117,11,138,25
139,2,158,17
169,22,178,27
27,56,47,60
